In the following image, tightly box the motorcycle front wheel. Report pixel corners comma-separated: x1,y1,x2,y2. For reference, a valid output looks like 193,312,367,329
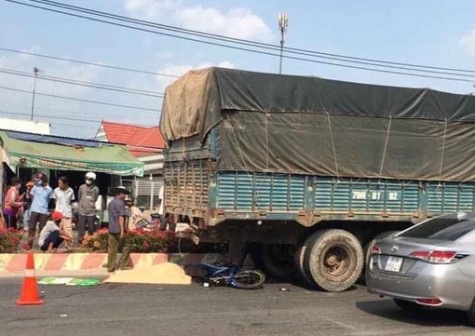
231,270,266,289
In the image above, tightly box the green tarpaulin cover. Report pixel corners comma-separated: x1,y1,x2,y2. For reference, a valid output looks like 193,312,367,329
161,68,475,182
0,131,144,176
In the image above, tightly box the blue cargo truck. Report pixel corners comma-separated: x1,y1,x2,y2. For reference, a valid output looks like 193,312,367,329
160,68,475,292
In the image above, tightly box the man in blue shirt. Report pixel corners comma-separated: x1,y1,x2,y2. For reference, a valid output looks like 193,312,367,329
28,172,53,249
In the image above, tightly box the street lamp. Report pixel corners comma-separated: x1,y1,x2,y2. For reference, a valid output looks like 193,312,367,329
278,12,289,74
30,67,41,121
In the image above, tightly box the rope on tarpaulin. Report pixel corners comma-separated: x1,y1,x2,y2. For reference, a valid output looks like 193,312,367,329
378,116,393,179
325,110,340,181
224,113,254,183
265,111,269,171
225,112,272,209
436,119,449,199
439,119,448,180
253,112,272,207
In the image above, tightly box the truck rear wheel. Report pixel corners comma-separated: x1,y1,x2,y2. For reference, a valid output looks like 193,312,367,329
294,244,314,285
302,229,364,292
260,244,296,279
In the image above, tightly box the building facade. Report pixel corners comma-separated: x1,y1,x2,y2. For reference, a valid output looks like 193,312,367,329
0,117,50,134
96,121,165,210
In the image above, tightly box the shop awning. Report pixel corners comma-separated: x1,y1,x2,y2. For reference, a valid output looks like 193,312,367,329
0,130,144,176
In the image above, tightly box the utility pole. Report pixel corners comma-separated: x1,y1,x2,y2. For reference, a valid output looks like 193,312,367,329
278,12,289,74
30,67,40,121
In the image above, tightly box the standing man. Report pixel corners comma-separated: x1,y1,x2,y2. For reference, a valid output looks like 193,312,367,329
22,181,34,232
52,176,75,248
77,172,100,244
106,186,133,273
28,172,53,249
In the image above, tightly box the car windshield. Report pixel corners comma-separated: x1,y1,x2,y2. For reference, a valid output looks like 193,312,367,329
399,213,475,241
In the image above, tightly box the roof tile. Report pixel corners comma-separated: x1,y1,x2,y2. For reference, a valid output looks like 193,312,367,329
101,121,165,157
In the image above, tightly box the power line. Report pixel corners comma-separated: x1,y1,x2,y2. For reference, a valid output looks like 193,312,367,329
0,109,159,126
0,67,165,97
50,0,470,75
6,0,475,82
0,47,179,78
0,85,160,112
33,0,475,78
51,121,93,128
0,110,163,149
0,109,99,123
32,105,144,120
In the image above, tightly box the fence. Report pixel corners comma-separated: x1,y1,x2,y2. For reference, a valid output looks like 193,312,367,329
122,177,164,211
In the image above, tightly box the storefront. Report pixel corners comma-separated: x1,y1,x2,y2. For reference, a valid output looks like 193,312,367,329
0,130,144,222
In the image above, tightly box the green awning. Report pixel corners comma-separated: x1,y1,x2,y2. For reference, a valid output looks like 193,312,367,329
0,131,144,176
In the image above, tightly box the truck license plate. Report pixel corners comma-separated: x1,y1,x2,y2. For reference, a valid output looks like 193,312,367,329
385,256,403,272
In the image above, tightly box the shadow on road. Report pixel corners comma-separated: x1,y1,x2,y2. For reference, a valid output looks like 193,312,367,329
263,276,359,292
356,299,470,327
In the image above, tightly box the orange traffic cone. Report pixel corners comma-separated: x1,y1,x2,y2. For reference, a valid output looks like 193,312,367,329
16,251,44,305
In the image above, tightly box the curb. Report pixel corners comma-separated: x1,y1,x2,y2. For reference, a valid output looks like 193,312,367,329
0,253,226,273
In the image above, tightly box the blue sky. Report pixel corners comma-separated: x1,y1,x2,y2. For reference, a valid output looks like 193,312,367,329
1,0,475,138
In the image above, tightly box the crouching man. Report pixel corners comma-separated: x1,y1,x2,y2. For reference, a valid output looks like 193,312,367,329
38,211,73,252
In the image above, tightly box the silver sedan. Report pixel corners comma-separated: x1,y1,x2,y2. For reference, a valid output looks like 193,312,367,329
366,212,475,324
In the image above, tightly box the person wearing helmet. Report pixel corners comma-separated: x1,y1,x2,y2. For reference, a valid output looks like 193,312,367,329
77,172,100,244
28,172,53,249
38,212,73,252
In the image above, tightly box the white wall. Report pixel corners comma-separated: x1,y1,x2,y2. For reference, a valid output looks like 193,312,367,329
95,124,107,141
0,118,50,134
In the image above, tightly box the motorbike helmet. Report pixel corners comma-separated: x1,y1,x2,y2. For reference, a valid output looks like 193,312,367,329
85,172,96,181
51,211,63,221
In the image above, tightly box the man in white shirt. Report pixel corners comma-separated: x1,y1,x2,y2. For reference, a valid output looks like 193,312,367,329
38,212,73,252
52,176,75,248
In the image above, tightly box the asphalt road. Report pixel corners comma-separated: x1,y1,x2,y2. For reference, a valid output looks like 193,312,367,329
0,278,473,336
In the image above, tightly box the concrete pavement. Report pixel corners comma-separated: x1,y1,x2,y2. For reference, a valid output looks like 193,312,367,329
0,278,472,336
0,252,224,273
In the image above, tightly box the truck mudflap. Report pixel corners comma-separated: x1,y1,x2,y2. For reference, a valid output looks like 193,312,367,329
297,210,318,227
209,208,226,226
